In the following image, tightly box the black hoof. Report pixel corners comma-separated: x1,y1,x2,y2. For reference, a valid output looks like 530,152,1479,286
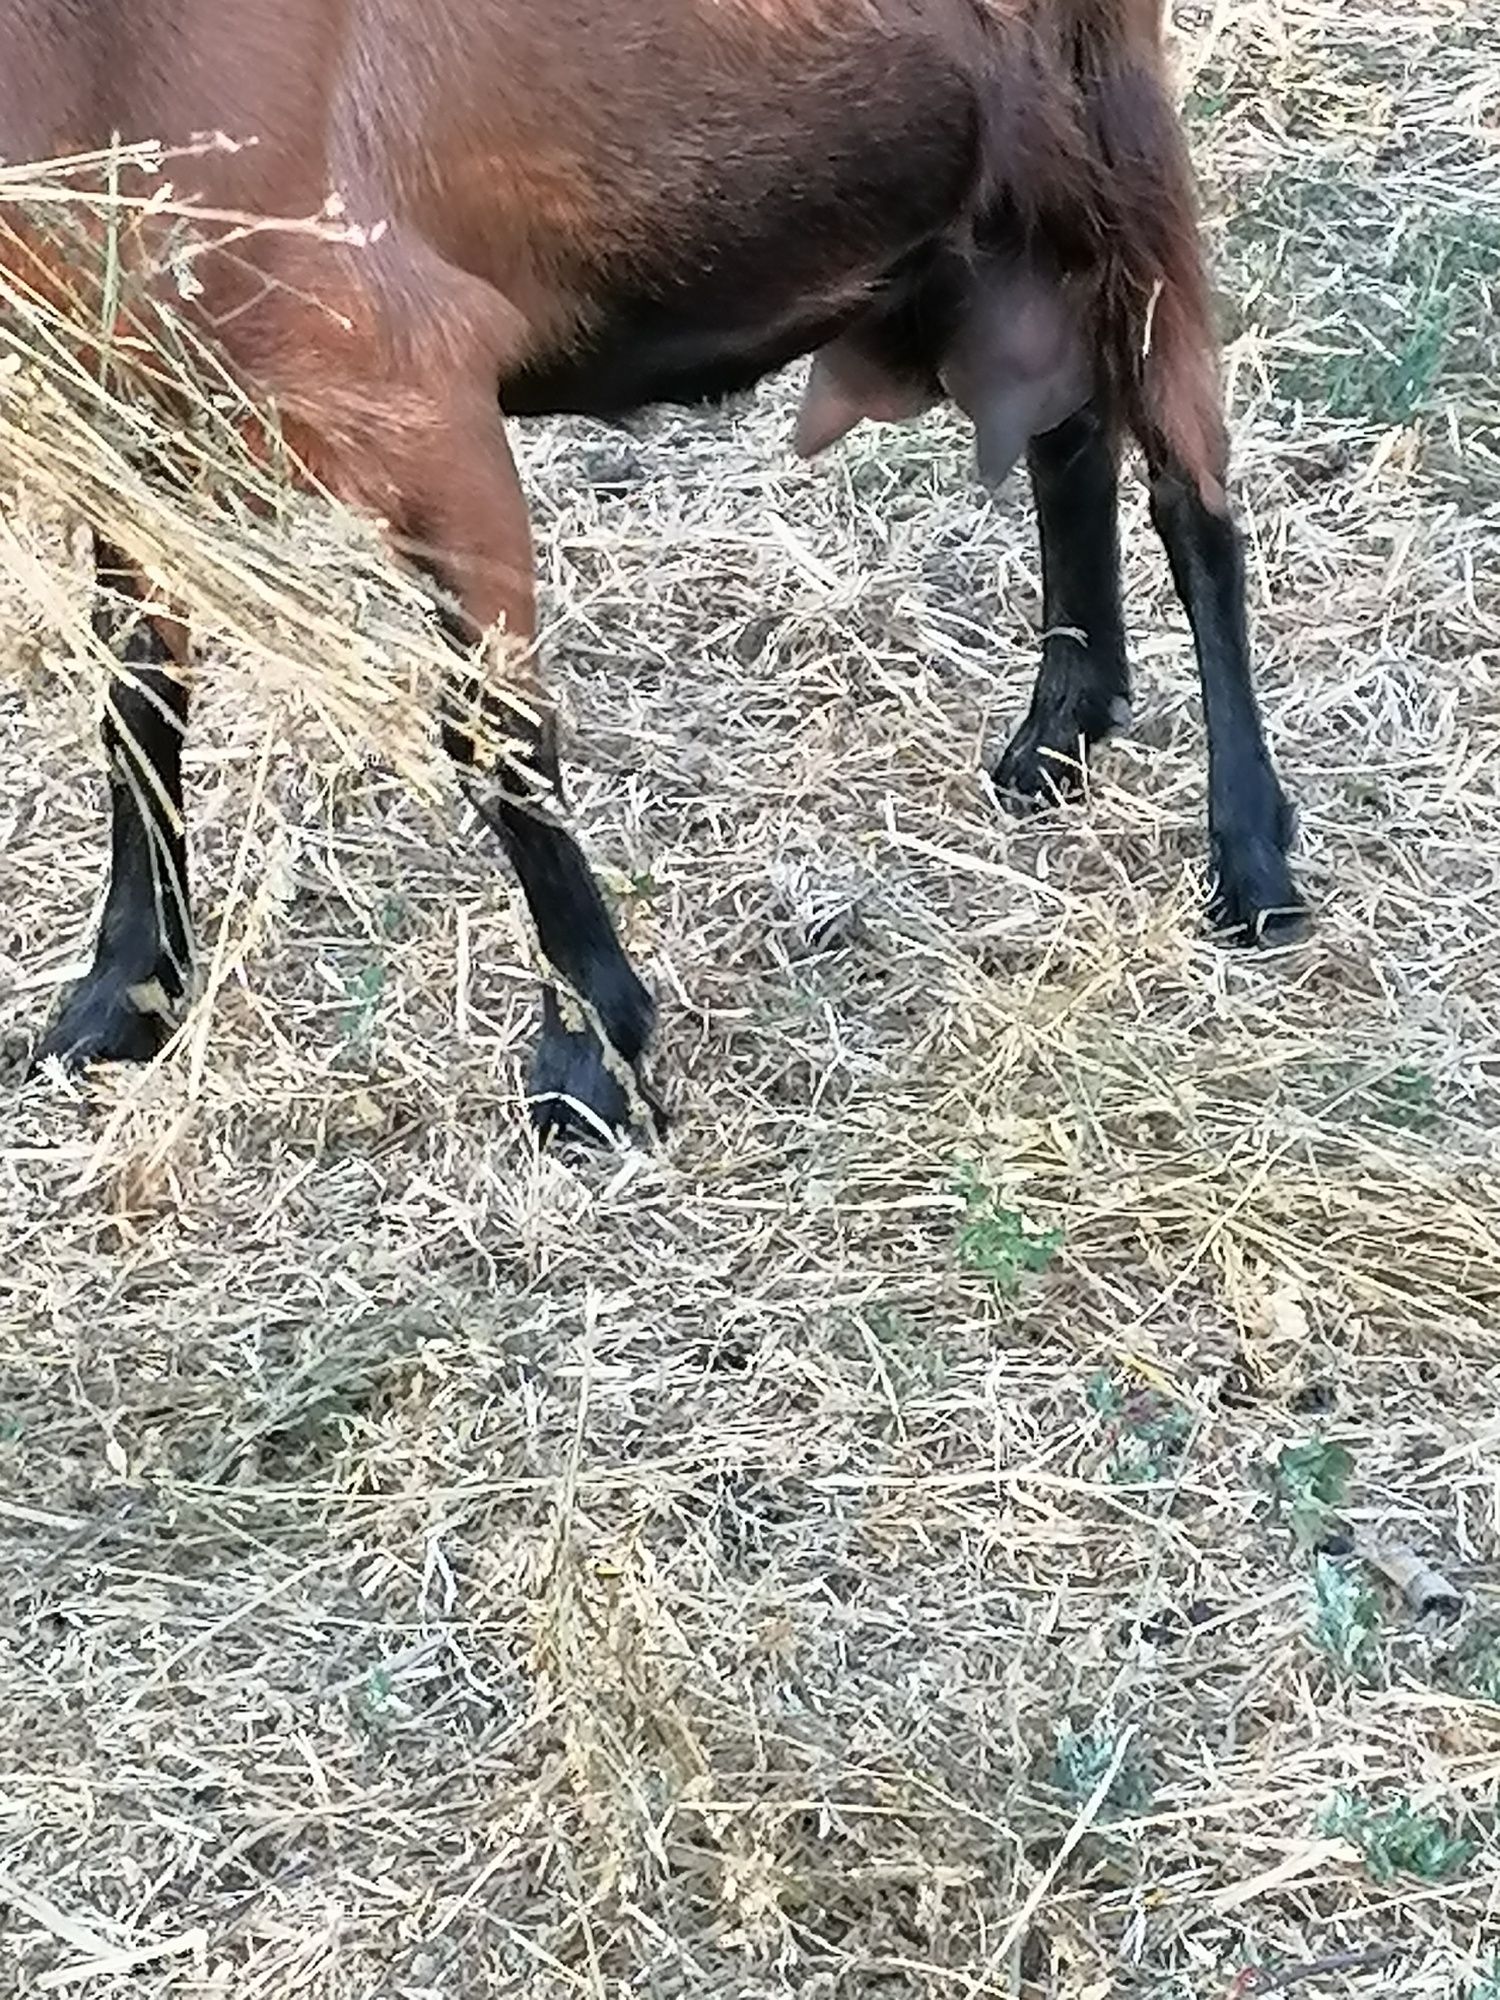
527,982,665,1145
527,1024,665,1144
992,694,1131,815
1207,832,1310,947
33,971,178,1075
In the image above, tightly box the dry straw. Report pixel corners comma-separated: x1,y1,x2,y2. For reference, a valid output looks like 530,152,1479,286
2,1,1500,1996
0,138,534,797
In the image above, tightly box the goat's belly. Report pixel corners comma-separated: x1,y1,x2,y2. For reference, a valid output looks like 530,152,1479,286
500,271,917,420
496,149,970,424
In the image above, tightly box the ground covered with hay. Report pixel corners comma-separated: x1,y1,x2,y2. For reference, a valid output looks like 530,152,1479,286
3,3,1500,1995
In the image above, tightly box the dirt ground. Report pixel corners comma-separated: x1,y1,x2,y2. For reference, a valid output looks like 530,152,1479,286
3,3,1500,1995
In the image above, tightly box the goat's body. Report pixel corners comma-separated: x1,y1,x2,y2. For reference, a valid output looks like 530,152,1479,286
9,0,975,367
3,0,1305,1134
4,0,1216,473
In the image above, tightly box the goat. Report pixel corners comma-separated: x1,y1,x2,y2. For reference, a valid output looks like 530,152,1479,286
1,0,1304,1139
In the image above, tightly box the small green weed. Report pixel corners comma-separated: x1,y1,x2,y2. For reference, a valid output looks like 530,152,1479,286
1310,1555,1380,1677
1051,1721,1151,1818
1317,1791,1475,1884
1225,177,1500,428
354,1663,398,1732
953,1167,1061,1297
1088,1370,1191,1485
1309,283,1453,425
1465,1957,1500,2000
1439,1618,1500,1706
1371,1065,1440,1132
1183,71,1229,126
340,961,387,1044
1276,1437,1355,1549
1106,1403,1192,1486
1302,1061,1444,1133
1085,1370,1125,1419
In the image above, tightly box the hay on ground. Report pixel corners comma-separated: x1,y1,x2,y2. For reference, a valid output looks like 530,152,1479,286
2,2,1500,1995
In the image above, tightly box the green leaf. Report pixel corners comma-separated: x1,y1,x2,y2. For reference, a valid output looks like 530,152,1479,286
1278,1439,1354,1508
953,1167,1062,1298
1086,1370,1125,1417
1310,1555,1379,1676
1277,1438,1354,1549
1317,1790,1475,1883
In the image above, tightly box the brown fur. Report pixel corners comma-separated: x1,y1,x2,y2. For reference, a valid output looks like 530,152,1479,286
2,0,1232,643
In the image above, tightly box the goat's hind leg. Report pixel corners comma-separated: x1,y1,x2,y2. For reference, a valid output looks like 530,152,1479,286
35,535,192,1070
935,256,1126,807
1145,449,1304,943
993,398,1131,807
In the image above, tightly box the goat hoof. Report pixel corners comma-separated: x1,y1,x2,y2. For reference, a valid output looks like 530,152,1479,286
992,734,1085,814
527,1022,666,1145
1207,836,1310,947
992,695,1127,813
33,971,178,1074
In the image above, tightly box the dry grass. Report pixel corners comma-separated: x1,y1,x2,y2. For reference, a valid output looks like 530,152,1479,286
0,139,534,800
3,1,1500,1994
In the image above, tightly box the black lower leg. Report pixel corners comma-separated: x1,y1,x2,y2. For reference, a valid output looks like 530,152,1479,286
436,637,659,1141
1147,462,1305,942
995,400,1130,806
36,537,192,1069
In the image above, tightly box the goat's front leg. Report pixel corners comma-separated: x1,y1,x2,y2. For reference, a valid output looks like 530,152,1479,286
439,667,662,1141
412,399,661,1141
36,535,193,1070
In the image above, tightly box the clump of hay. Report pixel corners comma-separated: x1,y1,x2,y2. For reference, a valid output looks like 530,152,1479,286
0,138,532,794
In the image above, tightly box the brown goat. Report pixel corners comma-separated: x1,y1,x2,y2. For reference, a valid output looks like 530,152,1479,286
2,0,1304,1138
